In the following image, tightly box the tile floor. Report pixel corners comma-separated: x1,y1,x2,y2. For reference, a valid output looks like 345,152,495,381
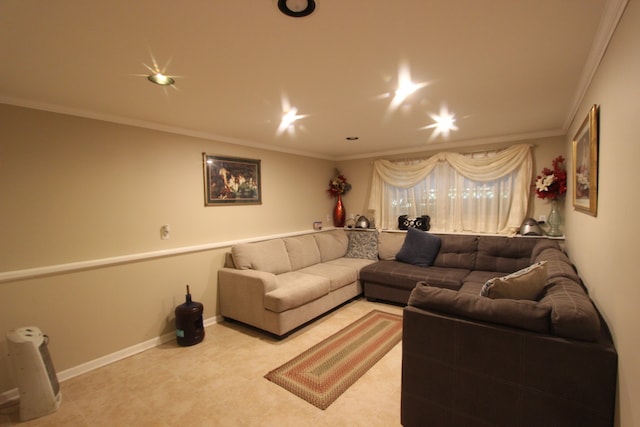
0,299,404,426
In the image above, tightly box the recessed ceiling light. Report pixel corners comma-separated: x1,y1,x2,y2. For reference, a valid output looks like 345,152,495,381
277,107,308,136
387,63,428,112
147,72,175,86
419,104,459,140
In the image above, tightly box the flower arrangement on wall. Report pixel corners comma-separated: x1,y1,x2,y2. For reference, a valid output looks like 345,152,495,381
327,169,352,196
535,156,567,200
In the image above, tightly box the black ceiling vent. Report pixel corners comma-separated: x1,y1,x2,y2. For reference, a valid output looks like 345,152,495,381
278,0,316,18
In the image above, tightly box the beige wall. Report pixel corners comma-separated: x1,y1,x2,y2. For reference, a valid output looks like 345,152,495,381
0,104,336,394
0,105,336,271
338,136,568,230
563,2,640,426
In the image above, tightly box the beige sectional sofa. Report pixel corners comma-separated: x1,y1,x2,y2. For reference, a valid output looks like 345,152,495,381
218,230,376,336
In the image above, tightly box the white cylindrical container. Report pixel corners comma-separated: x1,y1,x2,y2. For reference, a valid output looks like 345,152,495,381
6,326,61,421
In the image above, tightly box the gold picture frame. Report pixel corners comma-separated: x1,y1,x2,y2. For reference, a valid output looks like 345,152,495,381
203,154,261,206
572,104,599,216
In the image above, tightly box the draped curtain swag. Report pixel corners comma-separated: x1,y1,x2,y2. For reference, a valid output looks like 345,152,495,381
367,144,532,233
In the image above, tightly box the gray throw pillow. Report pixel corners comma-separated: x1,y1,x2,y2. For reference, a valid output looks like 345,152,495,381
395,227,441,267
345,230,379,260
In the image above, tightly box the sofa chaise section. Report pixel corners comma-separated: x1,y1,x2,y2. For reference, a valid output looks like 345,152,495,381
218,230,375,336
402,287,617,427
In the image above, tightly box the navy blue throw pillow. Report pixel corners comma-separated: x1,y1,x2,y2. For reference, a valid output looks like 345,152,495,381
395,227,441,267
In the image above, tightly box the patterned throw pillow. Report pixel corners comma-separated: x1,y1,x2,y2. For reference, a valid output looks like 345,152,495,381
345,230,379,260
480,261,548,300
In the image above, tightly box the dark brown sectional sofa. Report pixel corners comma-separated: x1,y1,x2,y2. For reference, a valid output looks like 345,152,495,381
359,231,617,427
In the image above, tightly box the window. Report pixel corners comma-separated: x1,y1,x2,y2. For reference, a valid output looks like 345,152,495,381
368,144,532,234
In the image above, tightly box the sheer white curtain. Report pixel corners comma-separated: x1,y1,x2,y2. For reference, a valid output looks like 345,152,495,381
367,144,532,234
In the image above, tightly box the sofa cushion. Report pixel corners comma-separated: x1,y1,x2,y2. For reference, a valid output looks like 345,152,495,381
458,280,484,295
264,272,330,313
231,239,292,275
396,228,442,267
480,261,548,300
345,230,379,260
475,236,538,273
314,230,349,262
298,263,358,291
530,239,561,262
325,257,377,277
284,235,321,270
539,278,601,341
462,270,503,288
409,282,551,333
361,260,467,291
533,247,581,283
432,234,478,269
378,231,407,260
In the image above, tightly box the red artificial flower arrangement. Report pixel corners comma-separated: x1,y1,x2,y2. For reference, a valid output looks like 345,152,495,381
327,169,352,196
535,156,567,200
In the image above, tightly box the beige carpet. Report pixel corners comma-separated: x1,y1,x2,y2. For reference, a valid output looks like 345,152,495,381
265,310,402,410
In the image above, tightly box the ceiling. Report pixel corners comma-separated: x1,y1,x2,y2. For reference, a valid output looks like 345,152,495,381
0,0,622,160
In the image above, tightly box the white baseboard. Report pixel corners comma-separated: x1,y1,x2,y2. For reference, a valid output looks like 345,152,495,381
0,315,221,406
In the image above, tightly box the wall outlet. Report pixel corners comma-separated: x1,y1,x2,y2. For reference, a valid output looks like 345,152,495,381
326,213,331,222
538,215,546,223
160,224,170,240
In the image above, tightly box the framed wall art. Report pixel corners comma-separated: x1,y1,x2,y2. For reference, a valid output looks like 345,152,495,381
203,154,261,205
572,104,599,216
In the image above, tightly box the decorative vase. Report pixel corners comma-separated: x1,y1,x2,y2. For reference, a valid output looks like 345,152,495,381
546,199,562,237
333,194,346,227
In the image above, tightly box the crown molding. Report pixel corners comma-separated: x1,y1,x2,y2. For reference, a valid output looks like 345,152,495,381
0,97,335,161
337,129,565,161
563,0,630,131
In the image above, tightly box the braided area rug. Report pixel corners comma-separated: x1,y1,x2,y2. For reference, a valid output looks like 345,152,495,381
264,310,402,409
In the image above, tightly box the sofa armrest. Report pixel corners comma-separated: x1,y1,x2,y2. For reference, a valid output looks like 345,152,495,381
218,268,277,328
408,282,551,333
219,267,277,294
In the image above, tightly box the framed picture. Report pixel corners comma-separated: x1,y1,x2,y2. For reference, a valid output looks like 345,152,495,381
572,104,599,216
203,154,261,205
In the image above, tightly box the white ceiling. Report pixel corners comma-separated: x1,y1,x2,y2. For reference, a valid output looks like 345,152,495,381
0,0,623,160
